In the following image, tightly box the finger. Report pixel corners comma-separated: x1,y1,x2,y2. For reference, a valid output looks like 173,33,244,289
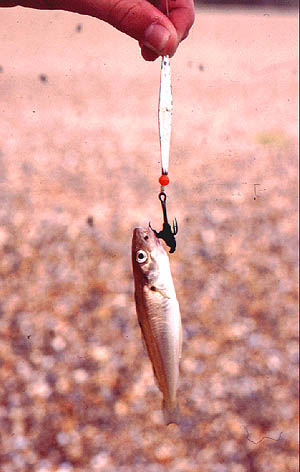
140,44,159,62
139,0,194,61
8,0,180,58
166,0,195,42
92,0,180,56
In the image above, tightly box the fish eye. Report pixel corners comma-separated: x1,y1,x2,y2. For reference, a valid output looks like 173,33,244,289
136,250,147,263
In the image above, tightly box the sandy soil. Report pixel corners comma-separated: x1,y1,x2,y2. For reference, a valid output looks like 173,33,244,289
0,5,298,472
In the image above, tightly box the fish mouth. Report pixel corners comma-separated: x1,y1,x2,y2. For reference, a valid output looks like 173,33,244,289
133,223,160,243
133,225,161,247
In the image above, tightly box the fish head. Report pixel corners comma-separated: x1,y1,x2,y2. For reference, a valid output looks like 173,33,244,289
132,225,168,284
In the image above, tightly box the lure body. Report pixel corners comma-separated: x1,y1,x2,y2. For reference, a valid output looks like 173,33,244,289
159,55,172,176
132,225,182,424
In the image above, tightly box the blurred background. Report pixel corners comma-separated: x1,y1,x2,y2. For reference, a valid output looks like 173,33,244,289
0,2,298,472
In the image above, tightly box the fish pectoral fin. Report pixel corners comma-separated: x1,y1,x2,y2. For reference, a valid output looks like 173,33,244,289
150,285,170,299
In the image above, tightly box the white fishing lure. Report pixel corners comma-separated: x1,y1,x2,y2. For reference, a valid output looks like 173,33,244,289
158,55,173,176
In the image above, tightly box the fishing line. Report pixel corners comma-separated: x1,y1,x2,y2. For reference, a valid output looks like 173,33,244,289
165,0,169,16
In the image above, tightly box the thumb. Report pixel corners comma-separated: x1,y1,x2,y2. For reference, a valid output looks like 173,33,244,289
51,0,179,57
100,0,179,56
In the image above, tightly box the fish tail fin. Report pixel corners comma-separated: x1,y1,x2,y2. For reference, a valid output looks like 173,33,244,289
162,399,181,426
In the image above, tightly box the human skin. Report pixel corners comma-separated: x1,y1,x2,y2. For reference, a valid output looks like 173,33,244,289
1,0,195,61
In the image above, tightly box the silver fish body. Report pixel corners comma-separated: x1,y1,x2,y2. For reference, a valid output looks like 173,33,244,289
132,225,182,424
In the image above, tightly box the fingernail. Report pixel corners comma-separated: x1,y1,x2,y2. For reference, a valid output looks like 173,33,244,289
143,24,171,54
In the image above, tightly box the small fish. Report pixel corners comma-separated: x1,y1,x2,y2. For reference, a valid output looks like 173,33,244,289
132,225,182,425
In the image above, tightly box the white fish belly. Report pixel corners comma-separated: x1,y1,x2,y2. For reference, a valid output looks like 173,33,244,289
138,289,181,402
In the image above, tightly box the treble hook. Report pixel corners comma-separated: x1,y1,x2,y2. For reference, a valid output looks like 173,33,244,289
150,191,178,253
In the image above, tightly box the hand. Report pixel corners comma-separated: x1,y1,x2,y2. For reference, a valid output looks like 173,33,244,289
2,0,195,61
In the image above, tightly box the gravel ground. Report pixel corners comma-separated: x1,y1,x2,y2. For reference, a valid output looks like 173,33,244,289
0,6,298,472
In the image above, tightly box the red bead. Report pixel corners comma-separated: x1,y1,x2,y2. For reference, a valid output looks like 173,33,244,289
159,174,170,186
